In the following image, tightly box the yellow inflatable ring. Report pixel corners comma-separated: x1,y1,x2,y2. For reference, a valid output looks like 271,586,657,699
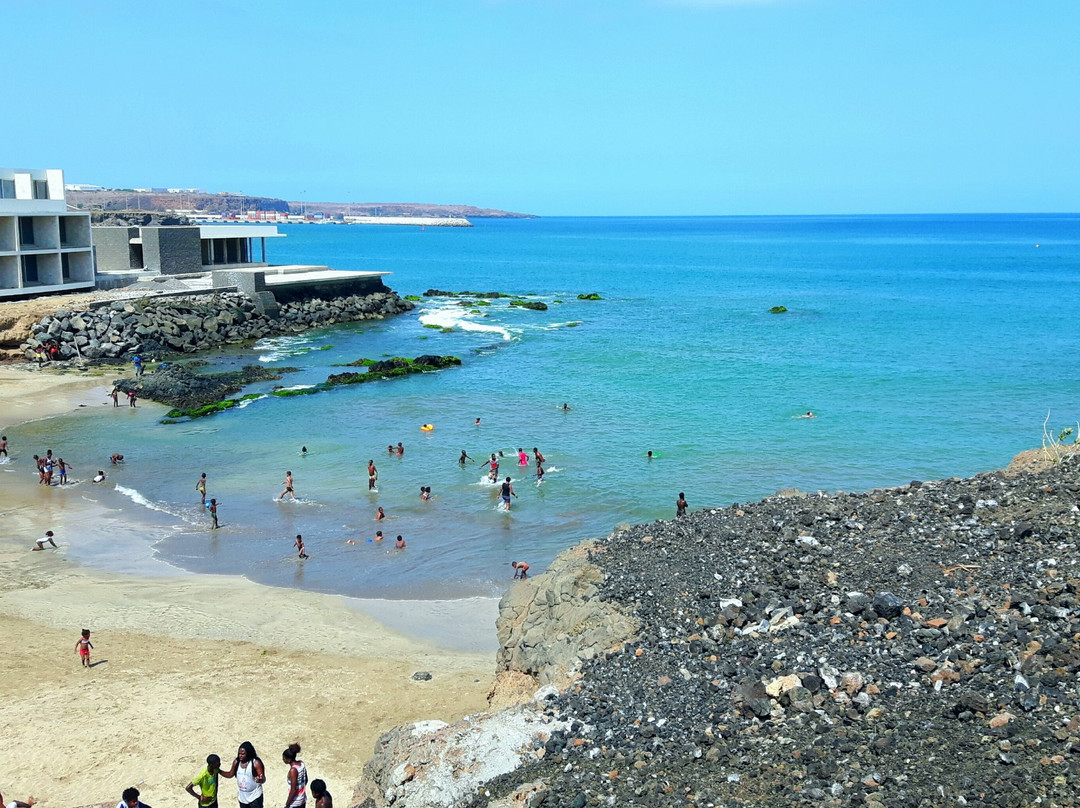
420,424,434,432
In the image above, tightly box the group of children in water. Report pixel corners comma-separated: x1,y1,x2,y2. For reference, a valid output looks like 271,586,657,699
266,426,546,575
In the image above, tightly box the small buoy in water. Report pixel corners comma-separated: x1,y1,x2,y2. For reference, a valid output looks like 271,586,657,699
420,424,434,432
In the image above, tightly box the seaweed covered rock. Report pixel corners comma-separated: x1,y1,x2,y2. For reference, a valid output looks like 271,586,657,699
116,363,296,410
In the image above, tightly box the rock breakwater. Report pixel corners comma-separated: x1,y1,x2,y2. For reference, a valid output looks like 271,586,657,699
20,289,413,360
371,453,1080,808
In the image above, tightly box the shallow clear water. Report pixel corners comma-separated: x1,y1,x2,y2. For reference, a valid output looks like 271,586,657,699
10,215,1080,599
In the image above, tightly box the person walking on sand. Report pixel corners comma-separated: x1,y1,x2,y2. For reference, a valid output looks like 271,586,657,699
282,744,307,808
32,530,57,550
309,780,332,808
500,477,517,511
367,460,378,491
185,754,221,808
117,787,151,808
209,499,219,530
676,492,688,518
75,628,93,667
278,471,296,502
511,560,530,579
220,741,265,808
294,534,309,560
196,473,207,505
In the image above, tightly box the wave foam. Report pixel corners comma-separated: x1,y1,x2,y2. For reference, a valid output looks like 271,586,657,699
418,305,514,341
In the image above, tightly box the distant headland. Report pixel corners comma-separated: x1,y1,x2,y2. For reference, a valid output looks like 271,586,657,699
64,186,537,221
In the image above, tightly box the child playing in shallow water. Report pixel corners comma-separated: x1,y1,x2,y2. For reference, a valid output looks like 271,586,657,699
294,534,309,559
511,561,530,579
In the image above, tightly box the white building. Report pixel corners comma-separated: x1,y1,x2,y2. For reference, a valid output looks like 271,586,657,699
0,168,96,299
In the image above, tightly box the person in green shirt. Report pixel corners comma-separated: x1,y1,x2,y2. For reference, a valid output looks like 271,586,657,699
186,754,221,808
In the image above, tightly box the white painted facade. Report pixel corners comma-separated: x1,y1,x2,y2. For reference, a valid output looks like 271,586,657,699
0,168,96,299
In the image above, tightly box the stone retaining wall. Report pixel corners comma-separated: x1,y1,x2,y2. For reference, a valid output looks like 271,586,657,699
20,288,414,360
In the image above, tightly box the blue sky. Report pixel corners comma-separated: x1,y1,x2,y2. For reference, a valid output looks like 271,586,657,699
4,0,1078,215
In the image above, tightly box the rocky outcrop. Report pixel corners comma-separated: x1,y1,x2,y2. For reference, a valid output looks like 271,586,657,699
20,290,413,361
114,363,296,410
354,544,638,808
463,454,1080,808
490,543,639,707
352,702,573,808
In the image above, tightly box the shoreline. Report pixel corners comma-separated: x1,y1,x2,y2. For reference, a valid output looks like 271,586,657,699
0,365,496,808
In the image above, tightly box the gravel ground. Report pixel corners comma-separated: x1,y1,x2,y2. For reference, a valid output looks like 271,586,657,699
470,453,1080,808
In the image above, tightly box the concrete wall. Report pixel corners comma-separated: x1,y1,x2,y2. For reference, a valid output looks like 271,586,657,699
270,276,388,304
92,227,140,271
143,226,203,275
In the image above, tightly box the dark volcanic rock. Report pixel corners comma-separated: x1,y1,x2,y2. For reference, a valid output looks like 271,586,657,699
461,455,1080,808
116,363,295,409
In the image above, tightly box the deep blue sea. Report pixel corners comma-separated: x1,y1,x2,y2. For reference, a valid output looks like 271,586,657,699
10,215,1080,599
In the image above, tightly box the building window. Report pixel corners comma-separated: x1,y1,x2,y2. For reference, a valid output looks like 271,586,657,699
22,255,39,284
58,217,68,245
18,217,35,247
33,180,49,199
61,253,71,281
0,179,14,199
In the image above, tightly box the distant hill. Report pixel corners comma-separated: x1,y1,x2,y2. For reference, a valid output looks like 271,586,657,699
66,190,536,219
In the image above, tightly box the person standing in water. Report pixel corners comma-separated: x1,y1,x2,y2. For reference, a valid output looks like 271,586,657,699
209,499,219,529
500,477,517,511
278,471,296,502
0,435,7,458
196,473,207,505
459,450,473,465
367,460,378,491
294,534,309,560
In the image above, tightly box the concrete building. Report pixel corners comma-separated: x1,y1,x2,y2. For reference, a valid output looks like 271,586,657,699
93,224,284,277
0,168,96,299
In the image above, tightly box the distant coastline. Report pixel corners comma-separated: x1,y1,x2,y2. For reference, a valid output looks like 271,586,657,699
66,187,537,220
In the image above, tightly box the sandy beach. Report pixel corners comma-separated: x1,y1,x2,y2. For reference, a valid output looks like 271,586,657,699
0,365,495,808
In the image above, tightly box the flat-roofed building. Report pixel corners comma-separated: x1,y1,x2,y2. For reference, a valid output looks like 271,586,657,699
0,168,96,299
93,224,286,280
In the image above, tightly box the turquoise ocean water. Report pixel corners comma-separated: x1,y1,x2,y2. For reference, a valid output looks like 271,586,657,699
8,215,1080,599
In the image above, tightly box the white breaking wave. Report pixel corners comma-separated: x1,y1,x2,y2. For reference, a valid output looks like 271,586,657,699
236,395,267,409
418,305,514,341
114,484,174,515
